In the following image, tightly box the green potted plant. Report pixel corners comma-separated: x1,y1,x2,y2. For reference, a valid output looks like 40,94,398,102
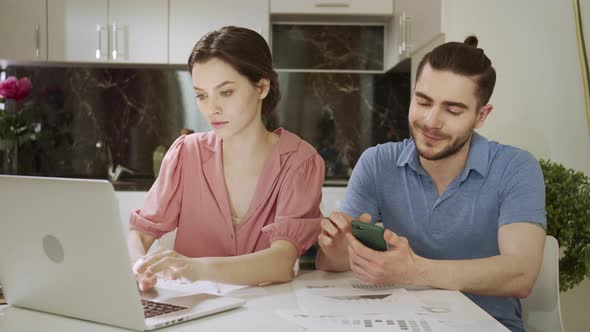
540,159,590,291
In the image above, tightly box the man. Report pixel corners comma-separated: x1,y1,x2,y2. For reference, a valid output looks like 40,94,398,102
316,36,546,332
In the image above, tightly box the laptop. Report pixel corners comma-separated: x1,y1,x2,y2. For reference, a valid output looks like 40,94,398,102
0,175,245,330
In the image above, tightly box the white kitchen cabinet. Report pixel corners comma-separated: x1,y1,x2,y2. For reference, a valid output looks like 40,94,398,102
385,0,443,71
169,0,269,65
0,0,47,61
115,187,346,232
48,0,168,64
409,33,445,87
116,191,147,237
108,0,168,63
270,0,393,16
48,0,107,63
116,186,345,252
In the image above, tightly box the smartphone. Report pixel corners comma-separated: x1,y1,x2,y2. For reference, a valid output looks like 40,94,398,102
350,220,388,251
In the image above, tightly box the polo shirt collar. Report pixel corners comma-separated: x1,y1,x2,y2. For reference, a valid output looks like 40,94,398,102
396,132,490,179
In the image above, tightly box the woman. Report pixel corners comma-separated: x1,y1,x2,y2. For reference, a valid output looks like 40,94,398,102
127,26,325,291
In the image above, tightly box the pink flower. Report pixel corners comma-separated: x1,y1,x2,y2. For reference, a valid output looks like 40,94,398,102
0,76,32,102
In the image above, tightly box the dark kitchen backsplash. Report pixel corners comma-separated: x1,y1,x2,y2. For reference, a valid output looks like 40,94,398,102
276,70,410,178
1,22,410,187
1,65,409,185
272,24,384,71
1,66,208,182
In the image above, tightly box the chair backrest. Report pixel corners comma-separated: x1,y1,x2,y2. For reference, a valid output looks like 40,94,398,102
521,235,564,332
158,228,177,250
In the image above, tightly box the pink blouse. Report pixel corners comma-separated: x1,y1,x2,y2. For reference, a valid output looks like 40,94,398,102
129,128,325,257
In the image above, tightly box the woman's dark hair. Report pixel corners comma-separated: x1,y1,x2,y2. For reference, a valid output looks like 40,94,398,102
415,35,496,108
188,26,280,116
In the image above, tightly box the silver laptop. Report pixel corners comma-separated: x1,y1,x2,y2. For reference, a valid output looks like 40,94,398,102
0,175,245,330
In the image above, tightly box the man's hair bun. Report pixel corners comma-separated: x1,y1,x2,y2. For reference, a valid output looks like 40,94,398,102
464,35,478,47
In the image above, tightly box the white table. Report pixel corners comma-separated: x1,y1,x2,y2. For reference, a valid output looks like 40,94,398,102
0,271,508,332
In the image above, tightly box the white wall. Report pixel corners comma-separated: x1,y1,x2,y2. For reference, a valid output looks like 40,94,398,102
441,1,590,331
442,0,590,176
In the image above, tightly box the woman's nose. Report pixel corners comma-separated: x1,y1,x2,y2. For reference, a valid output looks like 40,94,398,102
202,96,221,116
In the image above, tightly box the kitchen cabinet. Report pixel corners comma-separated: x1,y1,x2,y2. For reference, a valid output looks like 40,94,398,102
169,0,269,65
48,0,168,64
409,33,445,87
385,0,443,71
0,0,47,61
114,187,346,232
270,0,393,16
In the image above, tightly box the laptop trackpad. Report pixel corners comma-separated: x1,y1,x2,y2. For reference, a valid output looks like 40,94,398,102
140,286,190,302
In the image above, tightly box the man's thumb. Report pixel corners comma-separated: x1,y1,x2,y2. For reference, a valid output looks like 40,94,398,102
358,213,372,223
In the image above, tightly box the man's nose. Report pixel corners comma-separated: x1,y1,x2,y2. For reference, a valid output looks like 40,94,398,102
423,107,443,128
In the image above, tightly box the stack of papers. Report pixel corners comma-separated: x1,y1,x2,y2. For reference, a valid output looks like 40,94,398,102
275,310,445,332
274,277,491,331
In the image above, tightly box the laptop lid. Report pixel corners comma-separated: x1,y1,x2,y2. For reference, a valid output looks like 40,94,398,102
0,176,147,330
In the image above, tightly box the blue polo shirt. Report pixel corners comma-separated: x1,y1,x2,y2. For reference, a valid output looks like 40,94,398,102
340,132,546,332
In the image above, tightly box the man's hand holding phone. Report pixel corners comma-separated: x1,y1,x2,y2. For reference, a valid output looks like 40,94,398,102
317,212,373,271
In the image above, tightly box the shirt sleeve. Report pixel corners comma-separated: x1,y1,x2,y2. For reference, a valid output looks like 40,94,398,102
261,154,325,256
340,147,380,222
129,136,186,238
498,150,547,228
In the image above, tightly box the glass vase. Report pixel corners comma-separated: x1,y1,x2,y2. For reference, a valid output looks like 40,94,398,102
0,138,18,175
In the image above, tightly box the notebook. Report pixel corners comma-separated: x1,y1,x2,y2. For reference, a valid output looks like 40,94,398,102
0,175,245,330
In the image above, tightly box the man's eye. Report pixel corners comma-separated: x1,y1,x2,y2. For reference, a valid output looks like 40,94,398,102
221,90,233,97
196,94,206,100
447,109,461,115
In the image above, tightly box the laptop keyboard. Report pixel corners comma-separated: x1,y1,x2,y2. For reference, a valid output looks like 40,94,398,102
142,300,187,318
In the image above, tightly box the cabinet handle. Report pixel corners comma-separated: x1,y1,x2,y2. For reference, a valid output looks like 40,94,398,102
315,2,350,8
96,24,106,60
111,22,118,60
405,15,412,56
35,24,40,58
398,12,406,56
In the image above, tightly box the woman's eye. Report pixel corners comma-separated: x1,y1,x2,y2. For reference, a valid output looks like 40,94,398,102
418,102,430,107
220,90,233,97
195,94,206,100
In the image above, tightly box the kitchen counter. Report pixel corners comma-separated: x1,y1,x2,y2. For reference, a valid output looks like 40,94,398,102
111,178,155,191
112,178,348,191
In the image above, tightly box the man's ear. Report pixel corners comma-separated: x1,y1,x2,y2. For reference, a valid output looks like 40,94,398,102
474,104,493,129
257,78,270,99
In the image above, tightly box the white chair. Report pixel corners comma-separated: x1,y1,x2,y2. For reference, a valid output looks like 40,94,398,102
157,228,177,250
521,235,564,332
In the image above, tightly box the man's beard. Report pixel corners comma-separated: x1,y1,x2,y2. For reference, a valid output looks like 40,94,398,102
410,123,472,161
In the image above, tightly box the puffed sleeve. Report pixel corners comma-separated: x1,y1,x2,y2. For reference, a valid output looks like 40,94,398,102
261,154,325,256
129,135,186,238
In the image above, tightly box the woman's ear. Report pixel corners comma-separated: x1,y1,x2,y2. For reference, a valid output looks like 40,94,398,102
257,78,270,99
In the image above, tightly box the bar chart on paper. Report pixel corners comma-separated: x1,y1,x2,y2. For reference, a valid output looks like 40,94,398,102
274,311,438,332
